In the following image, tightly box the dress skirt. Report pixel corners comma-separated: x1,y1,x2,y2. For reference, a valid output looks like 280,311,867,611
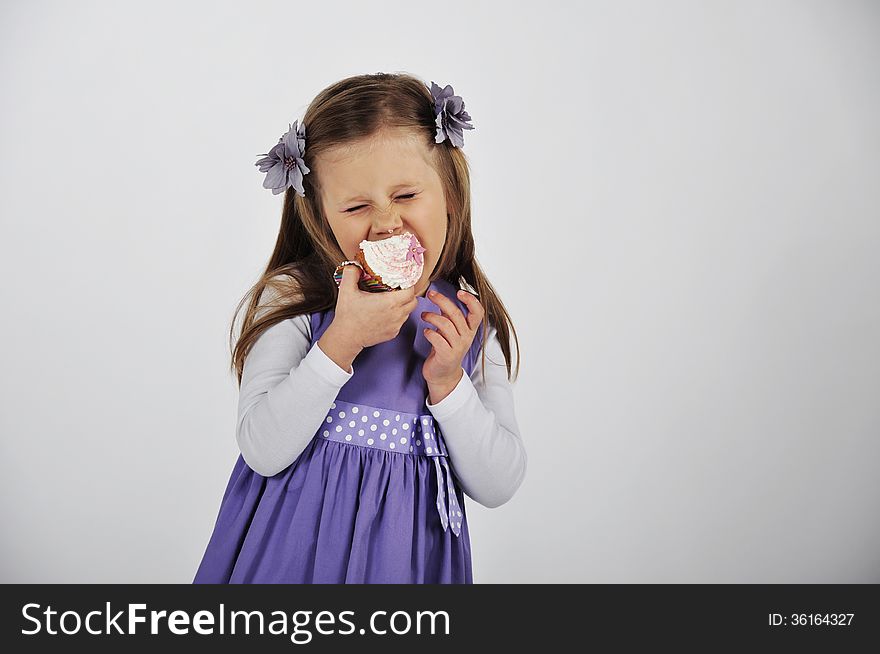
193,398,472,584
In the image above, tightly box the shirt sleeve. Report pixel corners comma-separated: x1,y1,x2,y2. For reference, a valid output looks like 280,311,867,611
236,313,354,477
425,325,527,508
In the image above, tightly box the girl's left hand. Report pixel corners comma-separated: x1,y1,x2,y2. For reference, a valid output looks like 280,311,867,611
421,289,484,388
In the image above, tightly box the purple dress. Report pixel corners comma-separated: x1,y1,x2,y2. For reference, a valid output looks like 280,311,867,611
193,277,483,583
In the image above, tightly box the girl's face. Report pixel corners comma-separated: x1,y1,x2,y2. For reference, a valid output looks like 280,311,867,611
315,128,448,298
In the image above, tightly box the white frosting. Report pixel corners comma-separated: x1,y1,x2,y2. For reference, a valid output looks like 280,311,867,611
358,232,424,289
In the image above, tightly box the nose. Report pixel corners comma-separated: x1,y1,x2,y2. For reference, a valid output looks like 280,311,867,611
370,198,403,238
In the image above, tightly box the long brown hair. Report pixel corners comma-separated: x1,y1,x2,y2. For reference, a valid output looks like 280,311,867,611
230,72,520,386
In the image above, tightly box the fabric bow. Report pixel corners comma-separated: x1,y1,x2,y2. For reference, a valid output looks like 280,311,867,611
419,416,463,537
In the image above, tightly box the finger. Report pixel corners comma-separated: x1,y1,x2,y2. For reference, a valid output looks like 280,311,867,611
392,284,416,308
423,324,453,351
340,264,362,291
455,290,485,332
422,312,459,346
396,291,419,320
427,290,469,336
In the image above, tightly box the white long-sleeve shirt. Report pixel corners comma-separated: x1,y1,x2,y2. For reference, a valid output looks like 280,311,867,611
235,312,527,508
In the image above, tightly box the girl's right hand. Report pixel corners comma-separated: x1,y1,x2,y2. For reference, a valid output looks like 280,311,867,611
330,264,419,350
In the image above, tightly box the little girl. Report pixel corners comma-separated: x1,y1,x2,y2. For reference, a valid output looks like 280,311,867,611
193,72,526,584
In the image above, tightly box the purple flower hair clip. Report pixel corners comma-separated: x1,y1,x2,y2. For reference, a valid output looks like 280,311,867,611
255,119,311,197
429,81,474,148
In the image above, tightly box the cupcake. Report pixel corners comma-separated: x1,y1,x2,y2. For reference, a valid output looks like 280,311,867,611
334,232,426,292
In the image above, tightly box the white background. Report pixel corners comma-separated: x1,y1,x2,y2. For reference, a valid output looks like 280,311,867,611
1,0,878,582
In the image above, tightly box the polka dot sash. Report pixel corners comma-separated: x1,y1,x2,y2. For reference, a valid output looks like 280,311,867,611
319,399,463,537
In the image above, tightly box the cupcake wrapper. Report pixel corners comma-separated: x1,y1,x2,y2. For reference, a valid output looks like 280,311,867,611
333,261,396,292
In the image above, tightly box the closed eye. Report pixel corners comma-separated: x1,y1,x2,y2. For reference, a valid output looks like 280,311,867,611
344,193,418,214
